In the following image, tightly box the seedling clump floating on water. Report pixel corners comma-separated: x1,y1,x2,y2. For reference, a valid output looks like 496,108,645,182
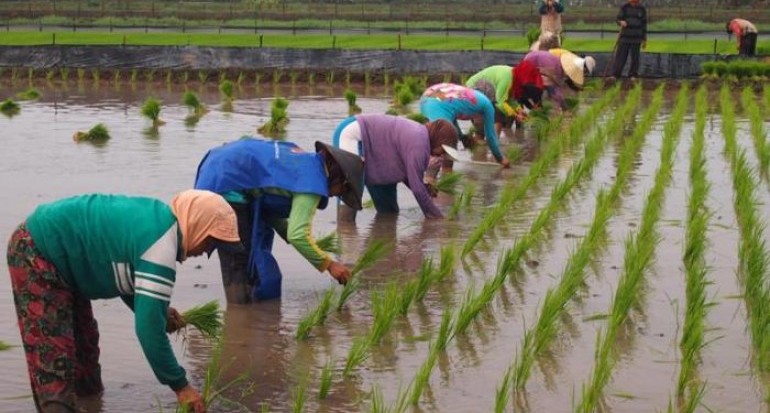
16,88,40,101
73,123,111,143
344,88,362,115
258,97,290,138
182,91,208,117
0,99,21,117
140,97,165,127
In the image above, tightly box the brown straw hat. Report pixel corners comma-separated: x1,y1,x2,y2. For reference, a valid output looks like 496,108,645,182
315,141,365,210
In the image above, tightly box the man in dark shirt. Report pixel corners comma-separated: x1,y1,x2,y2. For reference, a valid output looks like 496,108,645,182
611,0,647,80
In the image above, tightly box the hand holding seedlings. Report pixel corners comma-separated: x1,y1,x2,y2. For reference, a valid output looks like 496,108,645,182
165,307,186,333
328,260,351,285
175,384,206,413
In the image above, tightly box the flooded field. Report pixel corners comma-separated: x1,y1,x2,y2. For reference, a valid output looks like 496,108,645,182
0,79,768,413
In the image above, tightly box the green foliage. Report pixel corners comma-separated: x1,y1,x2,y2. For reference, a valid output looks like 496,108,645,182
404,113,428,124
74,123,111,143
258,97,290,137
317,358,333,399
0,341,13,351
182,90,207,116
435,172,461,195
344,88,361,115
526,26,541,47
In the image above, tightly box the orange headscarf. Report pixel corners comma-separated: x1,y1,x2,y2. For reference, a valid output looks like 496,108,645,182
170,189,240,259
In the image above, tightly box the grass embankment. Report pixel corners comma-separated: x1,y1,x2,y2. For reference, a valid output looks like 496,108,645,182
0,31,756,54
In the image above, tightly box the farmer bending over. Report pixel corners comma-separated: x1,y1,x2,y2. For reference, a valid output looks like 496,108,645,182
194,137,364,303
332,114,458,220
726,18,758,57
7,189,243,413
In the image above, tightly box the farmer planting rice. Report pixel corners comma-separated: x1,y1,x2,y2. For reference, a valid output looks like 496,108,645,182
6,189,242,413
331,114,459,220
420,82,517,168
523,49,595,111
726,18,759,57
194,137,363,303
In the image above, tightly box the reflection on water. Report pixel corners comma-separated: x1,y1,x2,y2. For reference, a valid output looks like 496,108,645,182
0,81,762,413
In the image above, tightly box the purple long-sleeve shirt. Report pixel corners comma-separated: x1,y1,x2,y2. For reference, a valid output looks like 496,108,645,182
357,114,442,218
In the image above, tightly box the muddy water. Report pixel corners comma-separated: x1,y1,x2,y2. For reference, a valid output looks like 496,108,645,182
0,82,767,413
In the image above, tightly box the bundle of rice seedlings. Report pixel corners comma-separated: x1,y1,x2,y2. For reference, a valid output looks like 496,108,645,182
219,80,235,101
16,88,41,100
344,89,361,115
140,97,165,126
0,340,12,351
435,172,462,195
182,91,207,117
0,99,20,117
258,97,290,137
180,300,223,341
73,123,111,143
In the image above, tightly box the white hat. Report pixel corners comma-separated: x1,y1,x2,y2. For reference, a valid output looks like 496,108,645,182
584,56,596,75
560,51,585,87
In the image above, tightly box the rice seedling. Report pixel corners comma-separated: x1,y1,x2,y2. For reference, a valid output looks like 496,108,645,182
364,71,372,88
130,69,138,83
345,71,352,87
413,258,436,302
182,90,207,117
290,375,308,413
0,341,12,351
306,71,315,86
218,71,228,83
272,69,283,84
165,70,173,85
337,239,392,311
59,67,70,82
16,88,40,100
396,278,419,316
383,73,390,87
408,308,452,405
295,288,335,340
494,365,515,413
344,88,362,115
198,70,208,83
181,71,189,84
77,68,86,82
507,145,523,163
343,336,371,376
0,99,21,117
434,172,461,195
26,68,34,83
576,84,687,412
73,123,111,143
326,70,335,86
45,69,55,82
369,283,400,344
219,79,235,102
289,70,300,86
90,69,100,83
317,357,333,399
179,300,223,341
140,97,165,127
258,97,290,137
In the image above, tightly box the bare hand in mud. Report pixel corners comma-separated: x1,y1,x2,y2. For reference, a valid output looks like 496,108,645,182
166,307,186,333
426,183,439,198
328,261,351,285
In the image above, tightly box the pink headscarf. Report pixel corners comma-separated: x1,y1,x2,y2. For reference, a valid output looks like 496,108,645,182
170,190,240,259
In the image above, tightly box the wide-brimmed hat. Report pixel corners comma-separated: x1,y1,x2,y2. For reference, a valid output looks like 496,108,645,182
560,51,587,87
315,141,364,210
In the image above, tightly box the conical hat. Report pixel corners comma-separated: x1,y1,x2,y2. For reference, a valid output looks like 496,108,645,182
560,51,585,87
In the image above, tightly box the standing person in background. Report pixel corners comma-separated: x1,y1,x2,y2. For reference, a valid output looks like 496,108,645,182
726,18,758,57
539,0,565,44
6,189,243,413
332,114,459,219
611,0,647,80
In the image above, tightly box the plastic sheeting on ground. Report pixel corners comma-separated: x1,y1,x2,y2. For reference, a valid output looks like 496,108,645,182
0,45,721,78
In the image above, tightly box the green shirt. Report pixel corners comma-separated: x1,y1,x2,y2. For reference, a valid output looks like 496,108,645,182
223,189,331,271
465,65,514,113
26,194,188,391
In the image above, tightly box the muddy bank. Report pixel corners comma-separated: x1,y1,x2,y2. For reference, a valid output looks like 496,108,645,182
0,45,714,78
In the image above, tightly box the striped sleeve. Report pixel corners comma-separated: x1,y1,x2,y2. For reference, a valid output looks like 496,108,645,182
136,224,178,301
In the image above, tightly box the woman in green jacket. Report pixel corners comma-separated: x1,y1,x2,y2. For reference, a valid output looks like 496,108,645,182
6,189,242,413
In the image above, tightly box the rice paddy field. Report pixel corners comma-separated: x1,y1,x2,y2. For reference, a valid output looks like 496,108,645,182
0,76,769,413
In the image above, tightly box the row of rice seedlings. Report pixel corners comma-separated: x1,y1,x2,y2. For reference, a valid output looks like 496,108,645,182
461,86,621,257
407,307,454,405
740,87,770,179
290,374,308,413
257,97,290,137
295,239,392,340
391,86,641,409
701,60,770,81
718,84,770,380
511,84,666,390
675,86,713,406
764,85,770,119
455,84,642,339
447,181,476,220
576,84,689,413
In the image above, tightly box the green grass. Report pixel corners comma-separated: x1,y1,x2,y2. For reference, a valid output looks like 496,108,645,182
0,31,758,54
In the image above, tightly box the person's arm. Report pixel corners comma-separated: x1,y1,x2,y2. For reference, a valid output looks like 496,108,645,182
550,85,566,110
539,2,548,15
285,194,332,271
266,216,289,243
132,261,188,391
617,4,626,27
480,101,505,162
496,75,512,113
405,153,443,219
554,1,565,13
